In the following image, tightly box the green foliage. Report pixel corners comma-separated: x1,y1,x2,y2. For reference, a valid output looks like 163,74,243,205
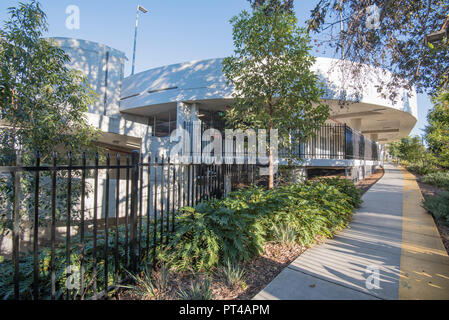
160,201,265,272
220,260,246,288
317,177,363,208
0,1,99,164
388,136,427,164
424,191,449,225
307,0,449,95
0,2,100,238
247,0,294,14
177,277,214,300
271,223,297,247
421,172,449,190
223,5,329,187
406,163,439,176
0,222,158,300
425,90,449,168
120,264,171,300
162,179,360,273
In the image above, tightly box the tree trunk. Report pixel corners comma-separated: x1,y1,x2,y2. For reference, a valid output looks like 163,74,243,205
269,145,274,189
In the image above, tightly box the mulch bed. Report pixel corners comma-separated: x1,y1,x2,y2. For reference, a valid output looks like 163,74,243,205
355,168,385,195
114,169,385,301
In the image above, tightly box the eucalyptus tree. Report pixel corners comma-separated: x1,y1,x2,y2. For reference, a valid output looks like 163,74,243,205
223,4,329,188
0,1,99,238
307,0,449,98
0,0,99,166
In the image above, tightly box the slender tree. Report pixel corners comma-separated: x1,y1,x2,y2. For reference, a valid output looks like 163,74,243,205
223,4,329,188
0,0,99,166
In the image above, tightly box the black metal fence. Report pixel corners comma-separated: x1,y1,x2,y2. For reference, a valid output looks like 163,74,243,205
184,122,380,161
0,152,258,300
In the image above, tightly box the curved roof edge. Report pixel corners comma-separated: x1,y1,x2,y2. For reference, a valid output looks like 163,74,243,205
120,57,418,121
49,37,128,60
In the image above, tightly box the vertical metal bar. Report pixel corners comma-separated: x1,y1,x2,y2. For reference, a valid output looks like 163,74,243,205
114,154,120,282
12,152,21,300
66,152,72,300
130,151,139,273
33,152,40,300
153,157,158,267
104,153,110,294
187,164,191,207
51,152,57,300
138,154,144,258
80,153,86,299
166,158,171,244
160,156,165,246
125,155,130,268
93,153,99,296
176,164,180,232
146,155,151,256
172,163,176,232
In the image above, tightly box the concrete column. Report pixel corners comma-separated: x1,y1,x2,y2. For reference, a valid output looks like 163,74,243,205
350,118,362,132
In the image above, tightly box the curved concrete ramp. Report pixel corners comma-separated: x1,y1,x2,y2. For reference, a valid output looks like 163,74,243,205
253,165,449,300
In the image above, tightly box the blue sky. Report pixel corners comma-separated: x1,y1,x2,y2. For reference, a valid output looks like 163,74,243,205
0,0,431,137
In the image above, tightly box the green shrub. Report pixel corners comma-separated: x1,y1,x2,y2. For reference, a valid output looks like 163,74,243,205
271,223,297,247
260,182,355,246
424,192,449,225
177,277,214,300
2,178,363,298
160,201,265,272
0,222,158,300
120,264,171,300
220,260,245,288
162,179,360,273
421,172,449,190
317,178,363,208
406,164,439,176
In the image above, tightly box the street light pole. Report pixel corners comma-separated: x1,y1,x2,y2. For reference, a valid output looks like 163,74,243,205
131,5,148,76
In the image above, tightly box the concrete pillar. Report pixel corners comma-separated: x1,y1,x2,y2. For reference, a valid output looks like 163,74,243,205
350,118,362,132
291,168,308,183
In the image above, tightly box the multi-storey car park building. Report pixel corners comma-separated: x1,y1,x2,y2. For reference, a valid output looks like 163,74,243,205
54,37,418,181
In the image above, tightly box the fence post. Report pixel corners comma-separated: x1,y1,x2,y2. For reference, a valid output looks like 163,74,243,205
130,150,140,272
12,152,21,300
344,124,348,160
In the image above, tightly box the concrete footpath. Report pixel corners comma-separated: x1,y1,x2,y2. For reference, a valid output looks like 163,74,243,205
254,164,449,300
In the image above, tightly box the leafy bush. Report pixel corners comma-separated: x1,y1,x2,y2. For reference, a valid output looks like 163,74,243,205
271,223,297,248
406,164,439,176
421,172,449,190
220,260,246,288
0,222,157,300
120,264,171,300
160,201,264,272
162,179,360,273
177,277,214,300
317,177,363,208
2,178,362,298
424,192,449,225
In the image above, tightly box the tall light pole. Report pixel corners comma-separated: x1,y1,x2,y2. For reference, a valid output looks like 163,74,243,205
131,5,148,76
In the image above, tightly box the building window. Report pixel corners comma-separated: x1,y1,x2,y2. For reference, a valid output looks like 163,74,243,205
149,110,177,137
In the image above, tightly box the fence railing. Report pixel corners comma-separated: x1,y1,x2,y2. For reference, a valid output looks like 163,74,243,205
184,122,381,161
0,152,258,300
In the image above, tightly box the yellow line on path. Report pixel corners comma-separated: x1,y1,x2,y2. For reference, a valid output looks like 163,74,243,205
399,167,449,300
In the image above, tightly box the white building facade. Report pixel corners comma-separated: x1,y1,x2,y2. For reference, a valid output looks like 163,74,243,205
54,37,418,180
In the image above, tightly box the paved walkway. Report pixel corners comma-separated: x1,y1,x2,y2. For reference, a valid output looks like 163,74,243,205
254,164,449,300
